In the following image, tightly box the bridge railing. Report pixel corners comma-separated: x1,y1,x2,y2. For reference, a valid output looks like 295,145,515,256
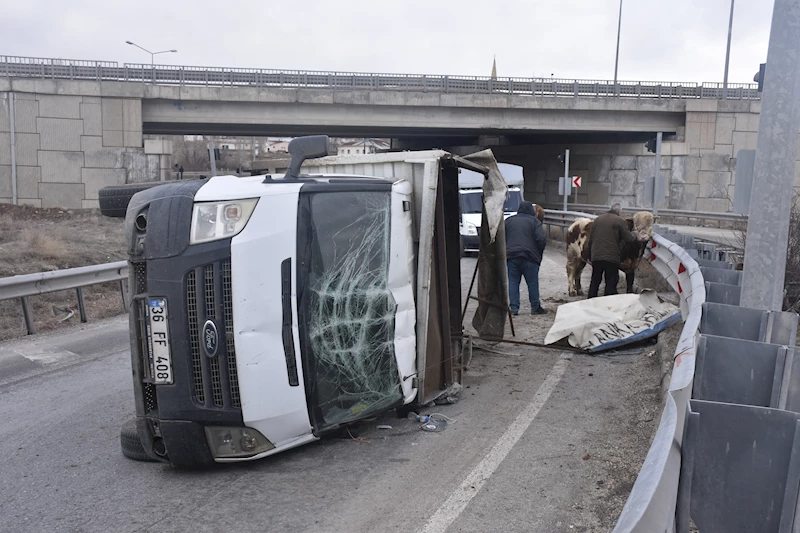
0,54,761,99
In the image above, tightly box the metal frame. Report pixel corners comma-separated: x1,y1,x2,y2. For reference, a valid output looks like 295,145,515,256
0,55,760,100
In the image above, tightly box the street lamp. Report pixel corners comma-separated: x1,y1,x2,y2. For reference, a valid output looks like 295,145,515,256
722,0,735,99
125,41,177,67
613,0,623,93
126,41,177,82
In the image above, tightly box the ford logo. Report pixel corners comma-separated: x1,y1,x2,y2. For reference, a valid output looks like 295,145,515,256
202,320,219,358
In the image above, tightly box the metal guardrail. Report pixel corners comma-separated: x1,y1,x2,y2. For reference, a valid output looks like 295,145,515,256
0,261,128,334
0,54,761,99
544,203,749,224
543,208,708,531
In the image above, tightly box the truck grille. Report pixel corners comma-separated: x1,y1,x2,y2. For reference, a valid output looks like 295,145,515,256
186,259,241,409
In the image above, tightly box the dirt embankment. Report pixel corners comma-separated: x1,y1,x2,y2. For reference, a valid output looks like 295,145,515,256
0,205,126,341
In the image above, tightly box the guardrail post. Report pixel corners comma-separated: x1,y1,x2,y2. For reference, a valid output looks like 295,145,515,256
120,279,128,309
21,296,35,335
76,287,88,323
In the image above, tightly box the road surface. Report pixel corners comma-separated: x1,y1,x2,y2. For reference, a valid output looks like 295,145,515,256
0,245,664,533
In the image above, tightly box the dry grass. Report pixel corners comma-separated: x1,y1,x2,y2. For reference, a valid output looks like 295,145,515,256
0,204,127,341
635,260,674,294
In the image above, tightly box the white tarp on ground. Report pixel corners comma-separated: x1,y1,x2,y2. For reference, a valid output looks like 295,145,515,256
545,290,681,353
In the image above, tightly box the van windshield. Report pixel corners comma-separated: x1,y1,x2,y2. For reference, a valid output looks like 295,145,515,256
460,189,522,214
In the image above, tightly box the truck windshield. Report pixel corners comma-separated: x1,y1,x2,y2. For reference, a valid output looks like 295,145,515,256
461,189,522,214
298,190,402,431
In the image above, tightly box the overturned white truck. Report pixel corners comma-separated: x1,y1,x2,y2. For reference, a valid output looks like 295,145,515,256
122,137,509,466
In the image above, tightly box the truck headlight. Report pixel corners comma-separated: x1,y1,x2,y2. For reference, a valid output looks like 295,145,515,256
190,199,258,244
461,222,478,236
205,426,275,458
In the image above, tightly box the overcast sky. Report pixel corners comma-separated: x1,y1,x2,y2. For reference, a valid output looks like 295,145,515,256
1,0,773,83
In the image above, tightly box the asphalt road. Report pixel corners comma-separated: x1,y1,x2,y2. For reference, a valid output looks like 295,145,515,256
0,246,663,533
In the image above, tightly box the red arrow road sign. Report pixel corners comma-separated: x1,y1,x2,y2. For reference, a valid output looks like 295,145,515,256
572,176,582,188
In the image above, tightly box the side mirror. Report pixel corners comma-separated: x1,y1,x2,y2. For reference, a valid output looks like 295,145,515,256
285,136,329,179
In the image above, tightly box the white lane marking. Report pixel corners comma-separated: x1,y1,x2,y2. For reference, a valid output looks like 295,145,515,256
418,354,571,533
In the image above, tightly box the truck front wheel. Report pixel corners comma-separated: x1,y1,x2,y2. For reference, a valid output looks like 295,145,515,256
120,419,157,462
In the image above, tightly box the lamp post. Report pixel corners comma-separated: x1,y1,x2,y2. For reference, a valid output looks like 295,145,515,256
613,0,623,94
722,0,735,99
125,41,177,82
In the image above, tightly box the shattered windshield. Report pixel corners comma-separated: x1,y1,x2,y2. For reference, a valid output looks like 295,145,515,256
299,189,402,430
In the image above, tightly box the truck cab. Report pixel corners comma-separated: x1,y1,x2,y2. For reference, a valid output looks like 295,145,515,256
122,137,506,467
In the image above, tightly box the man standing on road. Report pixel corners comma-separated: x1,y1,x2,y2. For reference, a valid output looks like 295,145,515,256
505,201,548,315
586,203,638,298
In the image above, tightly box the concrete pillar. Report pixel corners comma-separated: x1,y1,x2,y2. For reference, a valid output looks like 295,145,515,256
741,0,800,311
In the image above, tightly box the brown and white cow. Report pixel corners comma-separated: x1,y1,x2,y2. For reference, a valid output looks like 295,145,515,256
565,211,655,297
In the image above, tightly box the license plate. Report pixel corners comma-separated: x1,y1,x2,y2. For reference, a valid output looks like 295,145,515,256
147,298,173,385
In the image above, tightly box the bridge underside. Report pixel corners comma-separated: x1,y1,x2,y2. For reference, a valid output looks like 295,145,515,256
141,99,682,141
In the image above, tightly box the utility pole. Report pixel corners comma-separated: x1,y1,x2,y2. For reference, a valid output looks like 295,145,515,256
741,0,800,311
722,0,735,99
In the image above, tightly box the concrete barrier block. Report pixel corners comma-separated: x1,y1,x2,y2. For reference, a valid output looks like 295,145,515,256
39,182,84,209
82,168,127,199
611,155,636,170
144,139,173,155
103,130,123,148
17,198,41,208
38,150,84,183
715,115,736,145
15,133,40,166
82,136,124,168
735,113,760,132
80,103,102,136
12,98,38,134
122,99,141,133
36,95,81,119
637,156,655,182
0,133,9,165
101,98,123,132
0,165,9,196
16,165,41,198
733,131,759,154
124,130,142,148
700,152,731,171
82,199,100,209
698,171,730,198
37,118,83,151
609,169,636,195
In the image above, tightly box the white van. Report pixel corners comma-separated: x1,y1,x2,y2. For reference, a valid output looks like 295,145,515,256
459,163,524,254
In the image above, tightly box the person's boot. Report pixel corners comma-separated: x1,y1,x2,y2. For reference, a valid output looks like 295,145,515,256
531,306,548,315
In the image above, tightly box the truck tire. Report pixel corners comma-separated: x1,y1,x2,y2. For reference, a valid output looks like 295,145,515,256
98,183,164,218
120,419,156,462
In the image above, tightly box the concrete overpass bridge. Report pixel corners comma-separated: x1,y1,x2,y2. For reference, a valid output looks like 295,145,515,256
2,55,792,213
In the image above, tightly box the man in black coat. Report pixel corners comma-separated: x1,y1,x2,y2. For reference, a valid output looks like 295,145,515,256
505,201,548,315
586,203,639,298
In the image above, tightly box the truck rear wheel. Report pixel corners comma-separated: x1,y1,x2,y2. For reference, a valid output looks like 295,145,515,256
120,419,157,462
98,183,164,218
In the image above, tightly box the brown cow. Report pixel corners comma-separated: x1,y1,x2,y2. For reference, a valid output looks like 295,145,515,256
565,212,655,297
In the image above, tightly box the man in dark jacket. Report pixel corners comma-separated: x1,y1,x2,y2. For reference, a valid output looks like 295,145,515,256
586,203,638,298
505,201,548,315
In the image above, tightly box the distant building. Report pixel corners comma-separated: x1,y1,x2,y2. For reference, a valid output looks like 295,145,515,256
336,138,390,156
263,138,290,153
